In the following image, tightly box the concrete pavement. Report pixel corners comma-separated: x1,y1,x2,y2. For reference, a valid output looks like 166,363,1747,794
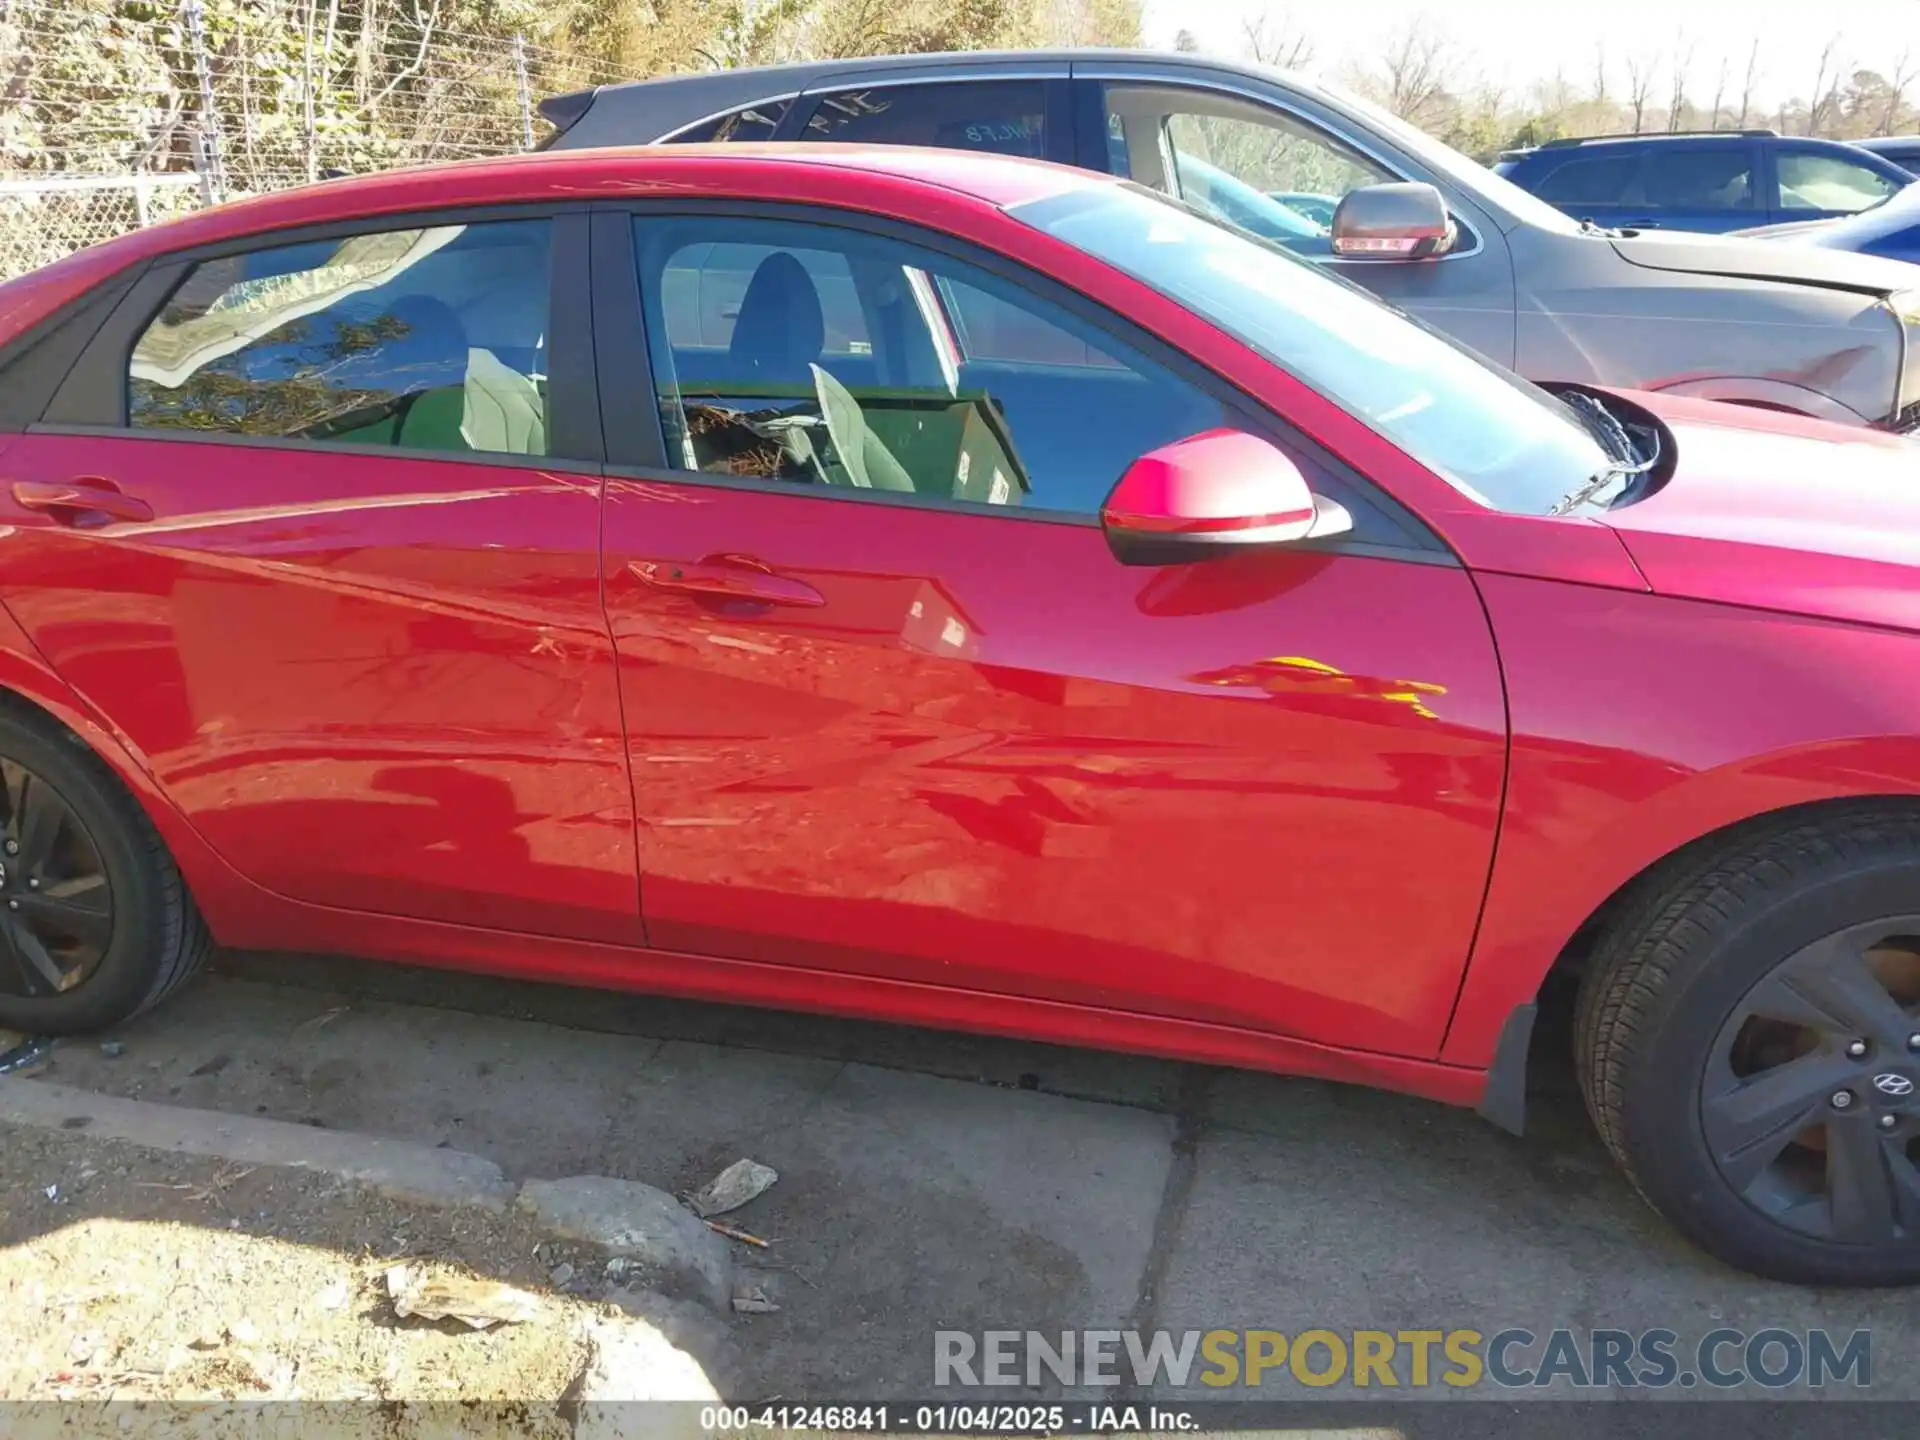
25,951,1920,1415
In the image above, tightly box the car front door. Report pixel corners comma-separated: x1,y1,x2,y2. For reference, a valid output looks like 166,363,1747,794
1073,66,1518,368
0,210,641,944
593,202,1508,1058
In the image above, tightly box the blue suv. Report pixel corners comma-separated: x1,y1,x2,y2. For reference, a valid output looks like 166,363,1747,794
1494,131,1913,233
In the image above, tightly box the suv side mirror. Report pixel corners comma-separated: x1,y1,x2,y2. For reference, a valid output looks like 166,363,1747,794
1101,429,1352,567
1331,182,1458,260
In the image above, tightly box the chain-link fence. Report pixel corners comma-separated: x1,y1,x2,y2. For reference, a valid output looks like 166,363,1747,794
0,0,632,281
0,171,204,279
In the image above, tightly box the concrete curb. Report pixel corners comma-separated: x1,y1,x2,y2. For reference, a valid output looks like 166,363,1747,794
0,1077,517,1209
0,1076,736,1310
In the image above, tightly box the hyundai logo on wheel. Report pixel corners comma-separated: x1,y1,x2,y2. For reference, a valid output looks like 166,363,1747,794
1872,1073,1915,1097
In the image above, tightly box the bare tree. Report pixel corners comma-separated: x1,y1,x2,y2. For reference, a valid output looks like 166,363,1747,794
1242,10,1313,71
1590,40,1608,104
1807,34,1844,136
1735,37,1761,127
1884,47,1916,134
1708,56,1728,130
1665,35,1695,130
1377,20,1451,128
1624,50,1659,133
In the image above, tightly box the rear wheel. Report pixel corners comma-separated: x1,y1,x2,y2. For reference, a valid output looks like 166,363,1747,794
1576,807,1920,1285
0,709,210,1034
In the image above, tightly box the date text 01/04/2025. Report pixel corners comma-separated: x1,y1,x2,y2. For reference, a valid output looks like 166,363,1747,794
699,1405,1203,1433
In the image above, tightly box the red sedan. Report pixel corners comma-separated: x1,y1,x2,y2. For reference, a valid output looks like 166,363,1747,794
0,146,1917,1286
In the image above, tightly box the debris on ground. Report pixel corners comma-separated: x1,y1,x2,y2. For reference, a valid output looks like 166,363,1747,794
98,1041,125,1058
729,1282,779,1315
684,1158,777,1218
386,1263,542,1330
549,1261,575,1287
0,1029,53,1076
2,1121,623,1405
703,1218,770,1248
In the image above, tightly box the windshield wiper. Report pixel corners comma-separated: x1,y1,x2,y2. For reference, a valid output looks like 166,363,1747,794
1579,217,1628,238
1549,390,1660,514
1549,458,1651,515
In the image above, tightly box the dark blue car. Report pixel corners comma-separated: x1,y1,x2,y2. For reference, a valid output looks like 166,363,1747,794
1494,131,1913,234
1735,182,1920,266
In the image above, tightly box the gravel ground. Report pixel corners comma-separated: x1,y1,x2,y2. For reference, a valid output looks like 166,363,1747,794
0,1120,728,1412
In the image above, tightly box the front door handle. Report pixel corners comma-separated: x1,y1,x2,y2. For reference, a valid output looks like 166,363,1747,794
12,478,154,525
628,556,825,608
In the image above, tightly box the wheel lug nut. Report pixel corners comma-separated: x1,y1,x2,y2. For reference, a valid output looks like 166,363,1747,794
6,899,17,911
26,878,37,890
3,840,15,854
1880,1115,1899,1131
1847,1040,1869,1058
1831,1090,1855,1110
1910,1034,1920,1053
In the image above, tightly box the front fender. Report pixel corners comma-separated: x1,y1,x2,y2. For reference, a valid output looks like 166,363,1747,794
1444,574,1920,1069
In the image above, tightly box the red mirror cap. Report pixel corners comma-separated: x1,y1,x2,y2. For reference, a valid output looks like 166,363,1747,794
1102,429,1317,539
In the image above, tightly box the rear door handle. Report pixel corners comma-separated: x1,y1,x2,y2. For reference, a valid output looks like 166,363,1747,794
628,556,825,608
12,479,154,525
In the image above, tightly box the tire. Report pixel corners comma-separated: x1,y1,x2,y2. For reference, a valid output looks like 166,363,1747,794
0,707,210,1035
1575,805,1920,1286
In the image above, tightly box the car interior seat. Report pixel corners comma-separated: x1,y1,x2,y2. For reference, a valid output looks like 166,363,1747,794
729,252,826,388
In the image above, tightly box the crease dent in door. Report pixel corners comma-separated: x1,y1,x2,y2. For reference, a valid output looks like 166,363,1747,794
606,479,1507,1058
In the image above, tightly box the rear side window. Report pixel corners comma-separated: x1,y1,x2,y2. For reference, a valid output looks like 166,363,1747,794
669,99,792,143
1642,147,1755,210
1533,153,1642,206
129,219,553,457
800,82,1047,158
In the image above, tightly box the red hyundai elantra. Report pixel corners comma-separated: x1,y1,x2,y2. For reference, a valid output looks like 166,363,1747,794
0,146,1917,1286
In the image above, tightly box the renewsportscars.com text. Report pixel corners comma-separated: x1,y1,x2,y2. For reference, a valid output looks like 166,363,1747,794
934,1327,1873,1391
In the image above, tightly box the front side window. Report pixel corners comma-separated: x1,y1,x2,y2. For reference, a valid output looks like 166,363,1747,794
130,219,552,457
1642,147,1755,211
1015,184,1609,516
1777,152,1900,214
1106,86,1395,256
801,82,1047,158
632,215,1222,515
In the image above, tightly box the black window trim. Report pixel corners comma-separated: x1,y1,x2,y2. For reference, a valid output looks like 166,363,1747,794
34,200,604,471
593,196,1452,565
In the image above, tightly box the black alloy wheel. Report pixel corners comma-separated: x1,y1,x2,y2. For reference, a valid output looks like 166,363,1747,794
0,757,115,999
1702,919,1920,1244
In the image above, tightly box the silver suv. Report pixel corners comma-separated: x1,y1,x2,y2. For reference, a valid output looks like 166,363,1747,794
542,51,1920,431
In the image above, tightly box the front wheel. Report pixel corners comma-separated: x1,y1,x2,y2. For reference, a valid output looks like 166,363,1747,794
1576,808,1920,1286
0,709,210,1034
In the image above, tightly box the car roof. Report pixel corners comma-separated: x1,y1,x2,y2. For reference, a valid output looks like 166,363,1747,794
554,48,1340,144
43,144,1109,280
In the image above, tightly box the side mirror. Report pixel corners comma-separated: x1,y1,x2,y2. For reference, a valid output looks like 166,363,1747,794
1101,429,1352,567
1331,182,1457,260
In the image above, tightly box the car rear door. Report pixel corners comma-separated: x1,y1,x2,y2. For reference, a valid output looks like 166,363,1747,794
591,199,1508,1060
1635,140,1763,232
0,208,642,944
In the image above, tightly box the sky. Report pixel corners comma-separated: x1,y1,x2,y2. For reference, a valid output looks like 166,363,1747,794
1140,0,1920,108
